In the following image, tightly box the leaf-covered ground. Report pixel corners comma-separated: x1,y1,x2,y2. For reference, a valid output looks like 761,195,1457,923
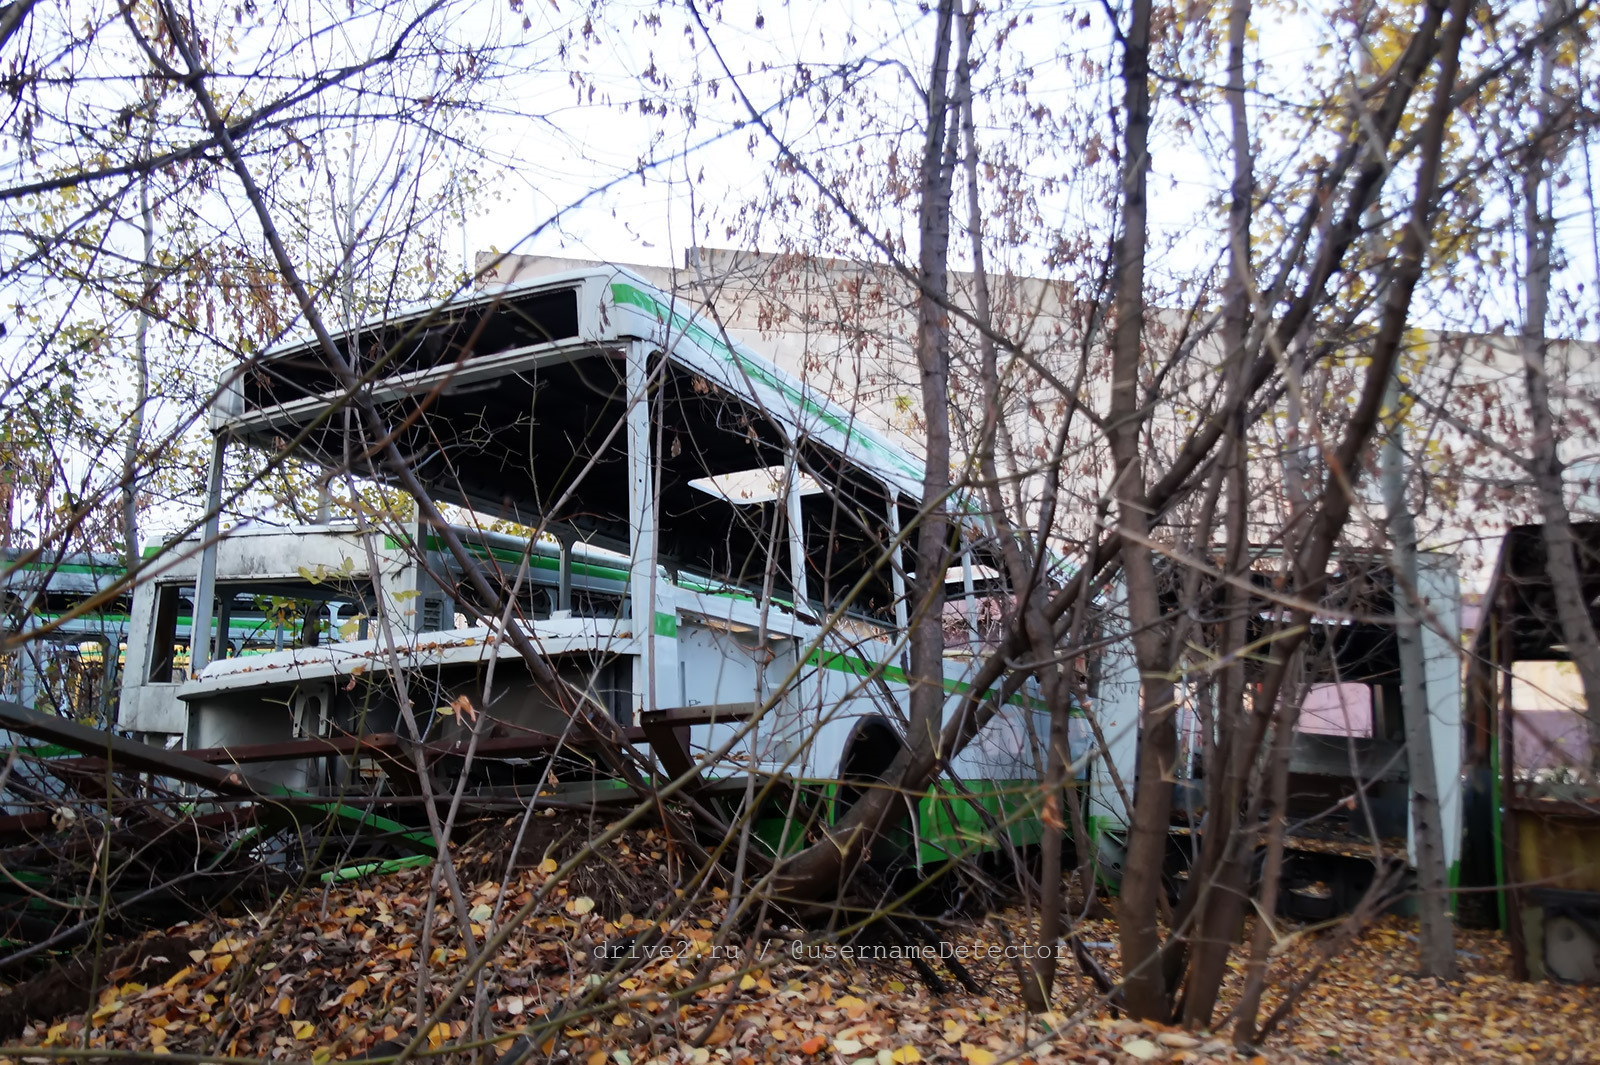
0,819,1592,1064
1259,917,1600,1062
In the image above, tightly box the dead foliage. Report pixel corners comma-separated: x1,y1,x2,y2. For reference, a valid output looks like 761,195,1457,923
0,934,196,1041
0,814,1590,1064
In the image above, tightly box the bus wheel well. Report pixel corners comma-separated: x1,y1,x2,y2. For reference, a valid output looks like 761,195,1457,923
837,716,903,811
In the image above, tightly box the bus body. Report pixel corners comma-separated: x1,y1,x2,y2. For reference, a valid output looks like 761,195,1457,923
120,266,1083,860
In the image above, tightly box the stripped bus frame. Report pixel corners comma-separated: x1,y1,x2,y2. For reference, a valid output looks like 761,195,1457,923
112,266,1116,866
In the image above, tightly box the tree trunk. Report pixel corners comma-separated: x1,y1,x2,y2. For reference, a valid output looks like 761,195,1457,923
1023,690,1071,1010
771,0,1454,907
1521,0,1600,772
1232,677,1299,1046
771,0,962,898
1381,377,1459,979
120,130,155,572
1179,0,1257,1025
1227,0,1478,1034
1107,0,1175,1022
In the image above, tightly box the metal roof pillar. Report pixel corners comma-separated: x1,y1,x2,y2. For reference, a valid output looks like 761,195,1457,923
627,340,661,719
962,545,978,649
189,433,226,676
886,495,908,633
785,451,810,610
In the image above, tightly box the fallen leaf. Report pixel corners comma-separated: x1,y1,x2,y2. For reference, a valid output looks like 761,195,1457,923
1122,1039,1159,1061
836,995,869,1020
960,1044,995,1065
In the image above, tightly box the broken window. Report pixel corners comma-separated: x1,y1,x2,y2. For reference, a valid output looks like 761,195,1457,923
147,583,185,682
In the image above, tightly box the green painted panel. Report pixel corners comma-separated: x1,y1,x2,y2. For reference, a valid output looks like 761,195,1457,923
805,648,1055,714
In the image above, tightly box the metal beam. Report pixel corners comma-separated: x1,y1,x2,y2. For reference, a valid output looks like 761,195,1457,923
627,339,657,716
189,433,226,674
962,546,977,649
557,534,573,612
785,454,810,608
638,702,759,785
887,495,908,632
0,698,254,794
0,699,434,854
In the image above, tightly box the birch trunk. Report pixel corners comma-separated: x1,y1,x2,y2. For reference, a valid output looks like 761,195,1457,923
1381,378,1459,978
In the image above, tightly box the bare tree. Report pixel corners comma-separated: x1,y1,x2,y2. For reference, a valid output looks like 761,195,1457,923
1518,0,1600,771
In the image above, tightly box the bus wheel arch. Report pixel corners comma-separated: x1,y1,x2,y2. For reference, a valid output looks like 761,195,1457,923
836,715,904,813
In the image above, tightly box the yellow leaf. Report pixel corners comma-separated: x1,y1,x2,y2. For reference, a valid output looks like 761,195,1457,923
568,896,596,916
539,857,559,874
149,1028,167,1047
739,974,757,991
292,1021,315,1041
836,995,869,1019
960,1044,995,1065
428,1022,449,1049
211,953,232,974
892,1047,922,1064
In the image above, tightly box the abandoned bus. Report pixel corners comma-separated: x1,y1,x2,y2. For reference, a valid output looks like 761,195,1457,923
120,266,1099,864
